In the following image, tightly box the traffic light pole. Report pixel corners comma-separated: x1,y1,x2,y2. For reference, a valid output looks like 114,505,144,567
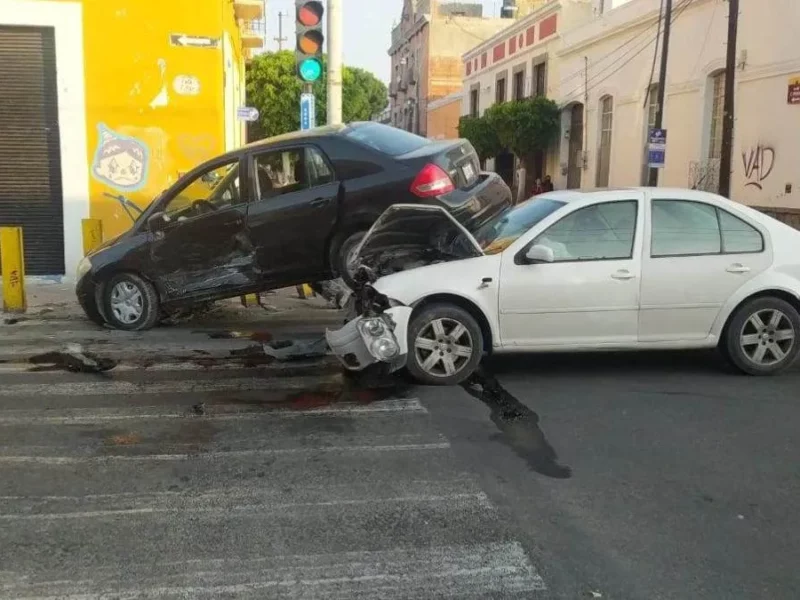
326,0,343,125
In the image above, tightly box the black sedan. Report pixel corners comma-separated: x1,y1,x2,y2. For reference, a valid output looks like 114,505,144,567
76,122,512,330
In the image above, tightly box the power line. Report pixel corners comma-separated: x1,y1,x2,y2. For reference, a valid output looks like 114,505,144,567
560,0,695,106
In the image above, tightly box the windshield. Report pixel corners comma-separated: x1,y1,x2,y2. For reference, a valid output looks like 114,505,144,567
473,198,566,254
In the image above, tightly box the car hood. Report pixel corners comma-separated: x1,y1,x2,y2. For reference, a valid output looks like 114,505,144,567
354,204,484,278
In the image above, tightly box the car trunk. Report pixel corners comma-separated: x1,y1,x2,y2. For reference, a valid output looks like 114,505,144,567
396,139,481,191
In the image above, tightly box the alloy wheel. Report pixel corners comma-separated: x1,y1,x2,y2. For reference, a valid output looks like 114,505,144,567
413,317,474,378
739,308,796,367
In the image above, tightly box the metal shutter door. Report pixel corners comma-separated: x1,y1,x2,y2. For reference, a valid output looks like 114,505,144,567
0,25,65,276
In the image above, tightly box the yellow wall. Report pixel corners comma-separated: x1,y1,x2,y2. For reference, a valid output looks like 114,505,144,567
42,0,246,239
427,98,461,140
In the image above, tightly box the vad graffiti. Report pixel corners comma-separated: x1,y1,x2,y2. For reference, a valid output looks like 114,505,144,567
741,144,775,190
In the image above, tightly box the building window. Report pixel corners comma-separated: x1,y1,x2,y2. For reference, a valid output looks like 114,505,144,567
708,72,725,160
496,77,507,104
533,61,547,97
470,88,479,118
647,83,659,130
596,95,614,187
513,70,525,100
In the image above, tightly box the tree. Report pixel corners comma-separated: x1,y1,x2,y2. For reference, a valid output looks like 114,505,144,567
246,51,388,140
458,116,503,166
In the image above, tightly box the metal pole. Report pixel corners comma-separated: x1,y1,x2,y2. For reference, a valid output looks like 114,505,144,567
718,0,739,198
648,0,672,187
275,11,287,50
326,0,343,125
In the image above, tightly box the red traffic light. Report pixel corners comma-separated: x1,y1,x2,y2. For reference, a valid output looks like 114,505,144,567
297,1,323,27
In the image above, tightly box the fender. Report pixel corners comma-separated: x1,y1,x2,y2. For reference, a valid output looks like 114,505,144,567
710,272,800,337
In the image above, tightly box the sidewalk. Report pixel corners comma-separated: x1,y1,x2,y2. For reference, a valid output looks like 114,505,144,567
1,281,344,368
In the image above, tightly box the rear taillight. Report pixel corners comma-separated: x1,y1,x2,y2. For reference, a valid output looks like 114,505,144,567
410,163,455,198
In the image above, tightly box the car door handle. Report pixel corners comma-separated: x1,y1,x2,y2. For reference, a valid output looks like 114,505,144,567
726,263,751,274
611,270,636,280
309,197,329,208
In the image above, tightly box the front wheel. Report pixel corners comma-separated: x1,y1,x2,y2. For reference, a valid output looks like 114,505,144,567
406,304,483,386
334,231,366,290
722,296,800,375
102,273,160,331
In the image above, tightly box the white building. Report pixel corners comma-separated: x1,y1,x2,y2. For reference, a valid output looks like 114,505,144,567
556,0,800,211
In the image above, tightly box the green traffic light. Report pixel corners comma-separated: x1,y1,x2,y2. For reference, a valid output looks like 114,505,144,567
299,57,322,82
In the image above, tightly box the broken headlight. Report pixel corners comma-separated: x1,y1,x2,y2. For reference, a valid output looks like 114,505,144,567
357,316,400,362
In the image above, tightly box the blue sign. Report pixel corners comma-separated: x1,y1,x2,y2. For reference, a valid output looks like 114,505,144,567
300,93,316,130
647,128,667,169
298,58,322,83
236,106,259,122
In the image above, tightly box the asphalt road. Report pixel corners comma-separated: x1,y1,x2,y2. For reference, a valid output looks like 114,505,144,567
0,346,798,599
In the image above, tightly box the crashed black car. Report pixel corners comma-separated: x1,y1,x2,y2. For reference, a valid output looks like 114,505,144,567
76,122,511,330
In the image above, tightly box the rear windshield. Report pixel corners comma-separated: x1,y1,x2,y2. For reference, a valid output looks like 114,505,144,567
344,122,431,156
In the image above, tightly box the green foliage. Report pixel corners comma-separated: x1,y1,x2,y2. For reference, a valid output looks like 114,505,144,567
245,51,389,140
485,96,561,160
458,115,503,163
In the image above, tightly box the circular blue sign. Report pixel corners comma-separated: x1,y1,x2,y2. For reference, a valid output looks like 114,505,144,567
299,58,322,82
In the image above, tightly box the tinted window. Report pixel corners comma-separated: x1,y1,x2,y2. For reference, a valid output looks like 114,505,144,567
652,200,721,257
344,122,431,156
535,201,637,262
163,160,240,219
719,209,764,253
474,198,565,254
253,148,308,200
306,147,334,187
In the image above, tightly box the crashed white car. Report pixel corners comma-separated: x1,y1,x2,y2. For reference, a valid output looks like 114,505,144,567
326,188,800,385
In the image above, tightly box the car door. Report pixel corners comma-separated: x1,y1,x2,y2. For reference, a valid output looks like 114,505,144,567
245,145,340,282
639,196,771,341
498,197,643,347
149,156,254,300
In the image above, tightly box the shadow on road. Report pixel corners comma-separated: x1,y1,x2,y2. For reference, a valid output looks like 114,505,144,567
462,368,572,479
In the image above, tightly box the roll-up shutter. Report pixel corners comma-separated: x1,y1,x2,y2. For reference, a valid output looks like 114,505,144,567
0,25,65,275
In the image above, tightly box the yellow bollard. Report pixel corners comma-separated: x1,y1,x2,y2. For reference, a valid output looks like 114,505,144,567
240,293,259,307
297,284,314,299
1,227,27,313
81,218,103,256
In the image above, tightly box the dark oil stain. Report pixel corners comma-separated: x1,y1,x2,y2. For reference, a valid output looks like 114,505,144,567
462,369,572,479
200,330,274,342
3,317,22,325
28,350,118,374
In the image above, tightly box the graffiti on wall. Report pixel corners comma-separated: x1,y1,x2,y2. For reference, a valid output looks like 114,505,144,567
742,144,775,190
91,124,150,192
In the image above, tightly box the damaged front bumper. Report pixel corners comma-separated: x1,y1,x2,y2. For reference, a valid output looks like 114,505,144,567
325,306,412,373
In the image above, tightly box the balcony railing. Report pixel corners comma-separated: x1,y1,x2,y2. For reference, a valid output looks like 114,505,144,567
233,0,264,21
241,19,265,49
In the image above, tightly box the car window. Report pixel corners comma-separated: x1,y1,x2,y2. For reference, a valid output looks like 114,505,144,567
344,122,430,156
533,201,637,262
719,209,764,253
306,147,335,187
651,200,721,257
163,160,240,219
253,148,309,200
473,198,566,255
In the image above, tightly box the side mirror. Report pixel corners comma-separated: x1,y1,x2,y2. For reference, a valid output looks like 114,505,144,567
525,244,555,264
147,211,168,232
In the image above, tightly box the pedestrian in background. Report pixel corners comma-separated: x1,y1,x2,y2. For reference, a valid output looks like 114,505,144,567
543,175,554,192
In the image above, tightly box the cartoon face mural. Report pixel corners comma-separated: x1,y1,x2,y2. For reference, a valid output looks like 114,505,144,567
91,124,150,192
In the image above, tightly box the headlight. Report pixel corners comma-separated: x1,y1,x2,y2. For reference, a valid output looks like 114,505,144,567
76,257,92,279
370,337,399,361
359,318,386,337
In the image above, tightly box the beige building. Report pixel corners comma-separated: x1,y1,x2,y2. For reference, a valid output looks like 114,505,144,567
426,91,462,139
555,0,800,212
388,0,511,136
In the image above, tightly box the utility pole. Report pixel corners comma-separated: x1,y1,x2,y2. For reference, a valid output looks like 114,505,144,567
274,11,288,50
718,0,739,198
327,0,343,125
648,0,672,187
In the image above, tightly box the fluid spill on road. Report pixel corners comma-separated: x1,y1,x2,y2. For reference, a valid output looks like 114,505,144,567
202,330,275,342
462,369,572,479
28,344,118,374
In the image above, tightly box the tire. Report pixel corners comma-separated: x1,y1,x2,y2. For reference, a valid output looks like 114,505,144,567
406,303,484,386
722,296,800,375
102,272,160,331
333,231,366,290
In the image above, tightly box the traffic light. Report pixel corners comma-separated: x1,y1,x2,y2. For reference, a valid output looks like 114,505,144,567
295,1,324,83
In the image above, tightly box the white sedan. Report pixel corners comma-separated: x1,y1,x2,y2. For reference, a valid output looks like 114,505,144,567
326,188,800,385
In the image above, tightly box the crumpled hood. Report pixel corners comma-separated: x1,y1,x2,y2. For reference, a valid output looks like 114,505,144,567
354,204,484,278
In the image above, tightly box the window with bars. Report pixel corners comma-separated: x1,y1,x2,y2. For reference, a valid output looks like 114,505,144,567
469,88,479,117
647,83,659,129
513,70,525,101
596,95,614,188
708,72,725,160
496,77,507,104
533,62,547,97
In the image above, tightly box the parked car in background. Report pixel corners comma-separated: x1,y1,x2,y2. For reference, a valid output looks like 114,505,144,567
327,188,800,385
76,122,511,330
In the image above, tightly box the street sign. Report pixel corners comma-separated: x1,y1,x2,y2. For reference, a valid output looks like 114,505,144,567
236,106,260,122
300,93,316,130
788,75,800,105
170,34,220,49
647,128,667,169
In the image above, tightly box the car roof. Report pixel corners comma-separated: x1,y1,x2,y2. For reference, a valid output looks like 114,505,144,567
538,187,731,205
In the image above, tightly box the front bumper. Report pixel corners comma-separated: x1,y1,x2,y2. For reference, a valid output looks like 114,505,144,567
325,306,412,372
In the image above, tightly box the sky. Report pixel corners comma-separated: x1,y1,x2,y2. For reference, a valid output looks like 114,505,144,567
262,0,632,84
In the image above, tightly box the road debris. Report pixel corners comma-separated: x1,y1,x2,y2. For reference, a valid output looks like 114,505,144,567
263,337,328,362
28,343,118,374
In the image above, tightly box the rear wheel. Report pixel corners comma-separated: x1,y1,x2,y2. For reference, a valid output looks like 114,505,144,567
102,273,160,331
722,296,800,375
406,304,483,386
